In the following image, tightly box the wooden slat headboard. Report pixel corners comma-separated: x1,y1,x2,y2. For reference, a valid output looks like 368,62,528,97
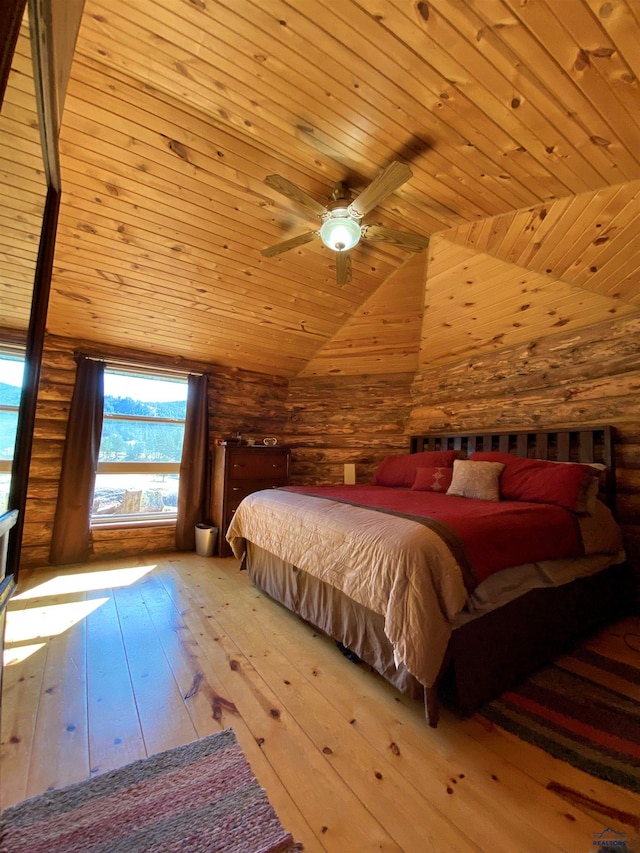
410,426,616,511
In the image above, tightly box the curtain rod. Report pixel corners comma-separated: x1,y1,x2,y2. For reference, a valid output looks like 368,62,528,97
75,352,206,378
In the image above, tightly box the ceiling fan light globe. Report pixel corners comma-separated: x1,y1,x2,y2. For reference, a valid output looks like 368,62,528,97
319,215,361,252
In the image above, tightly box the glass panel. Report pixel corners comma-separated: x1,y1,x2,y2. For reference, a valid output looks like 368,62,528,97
104,371,188,420
92,472,180,520
99,418,185,463
0,473,10,513
0,355,24,511
93,370,188,522
0,410,20,460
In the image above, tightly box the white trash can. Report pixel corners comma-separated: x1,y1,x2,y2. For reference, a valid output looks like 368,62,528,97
195,523,218,557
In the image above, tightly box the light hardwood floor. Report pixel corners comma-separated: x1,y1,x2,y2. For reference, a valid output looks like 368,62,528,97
1,553,638,852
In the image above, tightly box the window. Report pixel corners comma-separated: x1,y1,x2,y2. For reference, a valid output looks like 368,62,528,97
91,368,188,524
0,351,25,513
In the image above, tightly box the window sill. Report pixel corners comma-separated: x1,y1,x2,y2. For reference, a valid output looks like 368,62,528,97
91,518,177,531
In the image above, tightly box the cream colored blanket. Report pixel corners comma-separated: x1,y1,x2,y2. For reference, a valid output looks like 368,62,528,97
226,488,469,687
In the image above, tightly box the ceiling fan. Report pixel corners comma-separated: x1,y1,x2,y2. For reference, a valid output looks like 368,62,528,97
261,161,430,285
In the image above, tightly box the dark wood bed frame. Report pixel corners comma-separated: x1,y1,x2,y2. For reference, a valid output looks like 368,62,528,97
245,426,633,727
411,425,617,512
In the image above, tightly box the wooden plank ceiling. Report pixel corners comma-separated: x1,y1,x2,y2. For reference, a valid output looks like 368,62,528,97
0,18,47,334
27,0,640,376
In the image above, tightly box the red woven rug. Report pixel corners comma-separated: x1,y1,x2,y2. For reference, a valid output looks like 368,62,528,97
0,728,302,853
478,647,640,793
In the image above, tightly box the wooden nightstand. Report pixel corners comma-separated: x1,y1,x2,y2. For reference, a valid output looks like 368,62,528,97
211,444,291,557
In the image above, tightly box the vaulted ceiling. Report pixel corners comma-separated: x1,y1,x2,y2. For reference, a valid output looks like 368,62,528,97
5,0,640,377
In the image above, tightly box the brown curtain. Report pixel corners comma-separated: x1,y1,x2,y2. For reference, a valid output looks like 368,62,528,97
49,356,104,565
175,373,209,550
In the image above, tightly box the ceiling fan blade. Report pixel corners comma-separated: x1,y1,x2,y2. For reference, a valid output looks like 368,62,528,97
361,224,430,252
264,174,328,218
335,250,352,285
261,230,319,257
349,161,413,217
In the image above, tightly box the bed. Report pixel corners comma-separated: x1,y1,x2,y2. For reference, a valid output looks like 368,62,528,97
226,426,633,726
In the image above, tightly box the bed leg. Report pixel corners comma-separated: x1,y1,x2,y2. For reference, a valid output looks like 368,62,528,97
425,687,440,728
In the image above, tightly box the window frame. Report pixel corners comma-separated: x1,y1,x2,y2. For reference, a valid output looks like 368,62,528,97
0,348,25,482
90,365,188,527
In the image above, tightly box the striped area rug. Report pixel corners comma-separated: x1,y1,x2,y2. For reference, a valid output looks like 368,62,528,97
479,647,640,793
0,728,303,853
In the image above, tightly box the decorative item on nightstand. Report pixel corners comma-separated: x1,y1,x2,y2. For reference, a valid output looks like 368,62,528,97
263,437,277,446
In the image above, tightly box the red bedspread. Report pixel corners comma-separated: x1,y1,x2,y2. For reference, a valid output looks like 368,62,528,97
284,485,584,585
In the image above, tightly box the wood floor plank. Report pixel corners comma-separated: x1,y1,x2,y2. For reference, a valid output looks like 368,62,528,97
205,621,482,851
0,587,49,810
111,576,198,755
2,553,638,853
0,562,159,804
163,569,481,852
582,616,640,668
141,560,325,852
460,715,640,838
186,557,610,853
23,591,91,799
159,558,403,851
85,589,147,775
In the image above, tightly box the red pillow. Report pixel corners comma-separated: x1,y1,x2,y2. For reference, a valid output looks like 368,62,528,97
470,451,598,512
373,449,459,487
411,467,454,492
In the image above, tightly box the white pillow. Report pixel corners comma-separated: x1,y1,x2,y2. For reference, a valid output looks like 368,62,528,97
446,459,505,501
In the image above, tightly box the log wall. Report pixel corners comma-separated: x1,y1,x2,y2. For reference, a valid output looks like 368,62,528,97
407,313,640,575
284,373,415,485
20,332,289,568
